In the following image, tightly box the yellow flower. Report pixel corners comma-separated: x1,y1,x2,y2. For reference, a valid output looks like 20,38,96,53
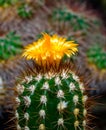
23,33,78,67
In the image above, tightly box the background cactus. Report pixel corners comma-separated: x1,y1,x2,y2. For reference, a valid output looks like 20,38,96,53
49,3,102,37
0,0,18,7
52,8,91,31
17,3,33,19
0,32,23,61
0,0,33,24
87,43,106,71
79,33,106,81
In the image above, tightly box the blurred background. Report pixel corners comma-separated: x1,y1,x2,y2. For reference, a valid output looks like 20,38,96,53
0,0,106,130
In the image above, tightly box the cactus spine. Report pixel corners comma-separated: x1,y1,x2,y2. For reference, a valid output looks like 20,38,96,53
13,34,90,130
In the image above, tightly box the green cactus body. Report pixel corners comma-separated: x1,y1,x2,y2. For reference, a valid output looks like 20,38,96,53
15,67,88,130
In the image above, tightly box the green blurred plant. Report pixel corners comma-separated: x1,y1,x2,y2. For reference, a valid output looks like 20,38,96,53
17,3,33,18
0,32,23,60
87,44,106,70
52,8,90,31
0,0,18,7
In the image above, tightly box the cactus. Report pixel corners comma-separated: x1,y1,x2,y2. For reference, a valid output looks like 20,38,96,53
51,7,100,33
15,67,89,130
0,0,33,21
0,0,18,7
0,32,23,61
10,34,92,130
86,43,106,80
87,43,106,70
17,3,33,19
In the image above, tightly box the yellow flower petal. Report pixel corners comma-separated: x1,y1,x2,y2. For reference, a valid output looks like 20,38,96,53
22,33,78,67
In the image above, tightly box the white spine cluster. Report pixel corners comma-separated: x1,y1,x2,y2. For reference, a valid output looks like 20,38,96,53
15,111,19,119
57,90,64,98
79,83,85,93
83,109,87,117
23,96,31,107
58,118,64,126
17,124,21,130
24,126,30,130
83,120,86,127
55,77,61,85
73,95,79,105
40,95,47,105
45,72,54,79
57,101,68,112
16,84,24,94
61,70,68,79
35,74,42,81
15,97,20,106
72,73,79,82
42,82,49,90
69,82,76,91
28,85,35,94
82,95,88,104
24,113,29,121
39,110,46,119
25,76,32,83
